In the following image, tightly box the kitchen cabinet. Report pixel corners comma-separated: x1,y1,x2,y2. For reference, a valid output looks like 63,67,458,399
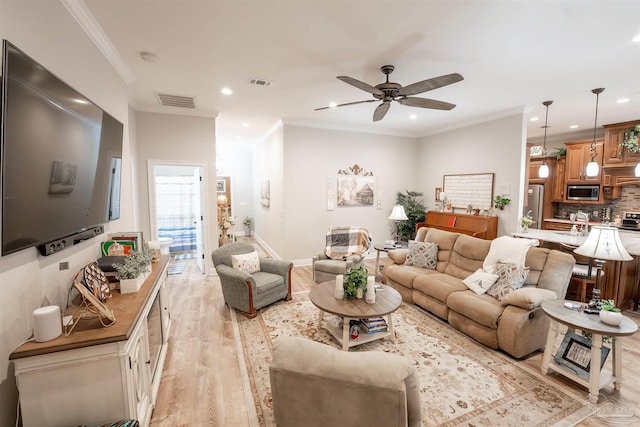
551,157,565,202
11,256,171,427
565,139,604,184
602,120,640,167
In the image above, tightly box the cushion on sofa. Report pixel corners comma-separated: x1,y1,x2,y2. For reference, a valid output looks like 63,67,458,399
463,268,499,294
425,228,460,272
404,241,438,269
500,287,558,309
413,272,468,303
445,234,491,280
387,249,408,264
447,291,504,329
386,264,433,290
486,263,530,300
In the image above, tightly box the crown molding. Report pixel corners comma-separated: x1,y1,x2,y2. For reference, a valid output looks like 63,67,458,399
61,0,136,85
282,119,418,139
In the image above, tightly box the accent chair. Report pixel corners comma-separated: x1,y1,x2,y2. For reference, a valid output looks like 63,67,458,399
312,226,371,283
269,337,421,427
211,242,292,318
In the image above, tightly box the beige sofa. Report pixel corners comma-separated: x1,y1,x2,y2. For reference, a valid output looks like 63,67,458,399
269,337,421,427
383,227,575,358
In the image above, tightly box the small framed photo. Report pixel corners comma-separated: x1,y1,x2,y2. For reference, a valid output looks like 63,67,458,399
554,331,609,379
216,180,226,193
435,187,442,201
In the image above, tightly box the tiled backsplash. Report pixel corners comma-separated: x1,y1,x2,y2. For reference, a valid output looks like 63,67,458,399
557,185,640,221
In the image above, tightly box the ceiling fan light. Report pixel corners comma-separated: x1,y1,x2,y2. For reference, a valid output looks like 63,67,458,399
585,160,599,177
538,162,549,178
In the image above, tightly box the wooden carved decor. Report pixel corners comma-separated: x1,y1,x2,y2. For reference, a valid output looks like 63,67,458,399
337,163,374,176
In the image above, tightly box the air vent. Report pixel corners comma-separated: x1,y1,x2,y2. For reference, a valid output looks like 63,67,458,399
249,78,273,87
154,92,197,109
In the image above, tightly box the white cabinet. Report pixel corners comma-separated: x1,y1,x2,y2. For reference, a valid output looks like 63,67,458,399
11,256,170,427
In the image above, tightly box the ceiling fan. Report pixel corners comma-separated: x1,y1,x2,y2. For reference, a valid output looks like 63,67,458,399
315,65,464,122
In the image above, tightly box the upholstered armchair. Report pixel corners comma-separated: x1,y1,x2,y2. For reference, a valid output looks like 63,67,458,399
270,337,421,427
312,226,371,283
211,242,292,318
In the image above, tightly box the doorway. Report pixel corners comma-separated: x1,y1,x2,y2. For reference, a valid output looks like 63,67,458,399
148,161,207,274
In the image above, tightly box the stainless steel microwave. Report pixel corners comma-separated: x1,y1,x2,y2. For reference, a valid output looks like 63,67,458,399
566,185,599,201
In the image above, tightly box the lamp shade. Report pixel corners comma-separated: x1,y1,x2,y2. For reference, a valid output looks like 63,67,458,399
217,193,228,205
538,162,549,178
585,160,599,177
574,226,632,261
388,204,409,221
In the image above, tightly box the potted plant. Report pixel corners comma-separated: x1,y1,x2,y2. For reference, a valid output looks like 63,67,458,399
493,195,511,210
113,249,154,294
343,265,368,298
243,216,254,237
395,190,427,241
599,299,623,326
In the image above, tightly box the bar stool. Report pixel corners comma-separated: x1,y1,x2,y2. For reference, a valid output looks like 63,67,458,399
560,242,605,302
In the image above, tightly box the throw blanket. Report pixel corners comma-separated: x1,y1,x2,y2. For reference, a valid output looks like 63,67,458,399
324,226,370,260
482,235,539,274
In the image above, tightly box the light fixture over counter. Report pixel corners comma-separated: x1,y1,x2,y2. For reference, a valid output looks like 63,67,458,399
585,88,604,177
538,100,553,178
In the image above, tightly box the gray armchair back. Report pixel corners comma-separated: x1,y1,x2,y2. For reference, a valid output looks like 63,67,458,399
211,242,292,318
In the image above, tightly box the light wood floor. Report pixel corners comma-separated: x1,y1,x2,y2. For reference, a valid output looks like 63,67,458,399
150,238,640,426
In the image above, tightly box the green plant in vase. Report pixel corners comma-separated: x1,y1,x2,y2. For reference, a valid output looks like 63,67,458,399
343,265,368,298
599,299,623,326
493,195,511,210
395,190,427,241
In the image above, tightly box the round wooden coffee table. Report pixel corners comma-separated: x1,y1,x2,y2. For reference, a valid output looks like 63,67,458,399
309,280,402,351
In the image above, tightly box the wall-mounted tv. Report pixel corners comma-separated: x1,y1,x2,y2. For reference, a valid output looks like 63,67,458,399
1,40,123,256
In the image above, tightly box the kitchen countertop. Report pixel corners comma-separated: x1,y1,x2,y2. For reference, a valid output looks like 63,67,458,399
511,228,640,256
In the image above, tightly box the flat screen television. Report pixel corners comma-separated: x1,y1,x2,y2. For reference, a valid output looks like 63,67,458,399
1,40,123,256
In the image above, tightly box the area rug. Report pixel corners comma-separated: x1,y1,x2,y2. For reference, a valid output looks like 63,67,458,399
167,261,185,275
233,292,597,427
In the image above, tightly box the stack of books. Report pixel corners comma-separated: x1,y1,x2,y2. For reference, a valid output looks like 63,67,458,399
359,317,388,334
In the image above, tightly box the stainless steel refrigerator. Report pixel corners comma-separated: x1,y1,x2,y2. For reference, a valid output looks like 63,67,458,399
525,184,544,229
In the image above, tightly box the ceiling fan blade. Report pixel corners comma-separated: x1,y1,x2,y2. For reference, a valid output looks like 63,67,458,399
337,76,384,96
397,73,464,96
373,101,391,122
397,97,456,110
315,99,377,111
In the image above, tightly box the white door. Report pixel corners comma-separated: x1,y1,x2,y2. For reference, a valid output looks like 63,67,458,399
193,167,205,273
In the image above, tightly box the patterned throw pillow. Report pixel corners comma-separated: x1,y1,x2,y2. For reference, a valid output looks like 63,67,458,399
462,268,499,295
231,251,261,273
486,263,530,301
404,241,438,270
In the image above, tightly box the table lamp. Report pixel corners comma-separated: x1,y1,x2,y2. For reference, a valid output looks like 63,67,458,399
388,204,408,244
573,226,631,309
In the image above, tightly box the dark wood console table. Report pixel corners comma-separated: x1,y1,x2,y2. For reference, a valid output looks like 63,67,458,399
417,211,498,240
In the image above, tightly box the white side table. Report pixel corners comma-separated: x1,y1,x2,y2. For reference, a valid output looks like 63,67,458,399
540,299,638,404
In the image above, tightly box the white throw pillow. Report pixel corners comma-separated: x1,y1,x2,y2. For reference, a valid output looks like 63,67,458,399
231,251,260,273
462,268,499,295
404,241,438,270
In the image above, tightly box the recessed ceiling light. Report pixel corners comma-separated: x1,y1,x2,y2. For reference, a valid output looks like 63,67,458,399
617,98,630,104
409,114,417,120
530,117,539,122
221,87,233,95
242,123,249,127
329,102,337,108
633,33,640,42
570,125,579,129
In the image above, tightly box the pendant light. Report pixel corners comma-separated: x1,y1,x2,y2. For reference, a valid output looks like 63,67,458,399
585,88,604,177
538,100,553,178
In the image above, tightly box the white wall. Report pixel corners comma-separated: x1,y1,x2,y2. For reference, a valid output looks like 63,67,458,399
281,125,419,262
216,141,255,229
253,124,286,256
0,2,131,425
418,114,527,236
135,111,217,271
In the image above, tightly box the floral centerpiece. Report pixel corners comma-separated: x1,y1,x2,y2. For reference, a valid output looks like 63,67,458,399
620,124,640,152
520,210,534,232
220,215,235,229
113,249,155,293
